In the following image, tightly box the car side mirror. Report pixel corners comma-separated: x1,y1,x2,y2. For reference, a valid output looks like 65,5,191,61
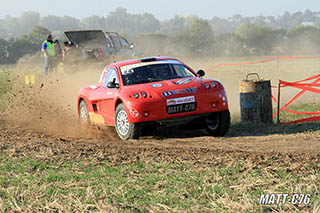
107,81,117,88
197,70,205,77
129,43,134,49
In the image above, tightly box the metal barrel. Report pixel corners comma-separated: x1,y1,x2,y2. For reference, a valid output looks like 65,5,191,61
239,73,273,124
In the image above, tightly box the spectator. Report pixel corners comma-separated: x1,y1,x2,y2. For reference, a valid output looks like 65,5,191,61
41,34,56,75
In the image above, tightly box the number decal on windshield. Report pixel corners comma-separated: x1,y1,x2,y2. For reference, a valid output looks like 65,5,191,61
121,69,134,75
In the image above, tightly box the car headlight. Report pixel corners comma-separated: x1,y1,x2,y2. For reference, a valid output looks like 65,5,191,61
140,91,147,98
133,92,139,98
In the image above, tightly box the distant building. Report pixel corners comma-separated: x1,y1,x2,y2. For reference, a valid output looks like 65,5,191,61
302,22,314,26
265,18,272,24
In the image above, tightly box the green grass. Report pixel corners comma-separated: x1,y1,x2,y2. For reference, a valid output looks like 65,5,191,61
277,103,320,123
0,152,319,212
0,72,10,109
0,64,16,71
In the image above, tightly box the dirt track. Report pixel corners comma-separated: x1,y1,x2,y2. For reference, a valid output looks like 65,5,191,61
1,119,320,165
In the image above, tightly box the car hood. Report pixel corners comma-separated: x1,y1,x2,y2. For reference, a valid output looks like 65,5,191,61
64,30,108,49
123,77,202,98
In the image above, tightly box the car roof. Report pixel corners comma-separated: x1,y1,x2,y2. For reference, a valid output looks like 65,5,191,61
110,56,179,68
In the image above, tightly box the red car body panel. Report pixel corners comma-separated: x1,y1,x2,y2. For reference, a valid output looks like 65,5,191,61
77,57,229,126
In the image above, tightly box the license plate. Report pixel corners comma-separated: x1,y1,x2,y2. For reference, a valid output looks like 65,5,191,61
166,102,197,114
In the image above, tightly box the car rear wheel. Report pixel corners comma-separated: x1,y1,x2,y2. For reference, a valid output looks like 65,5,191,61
205,110,230,136
79,100,90,123
115,104,141,140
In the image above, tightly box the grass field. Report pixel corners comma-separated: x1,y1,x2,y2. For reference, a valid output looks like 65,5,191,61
0,71,10,109
277,103,320,123
0,150,319,212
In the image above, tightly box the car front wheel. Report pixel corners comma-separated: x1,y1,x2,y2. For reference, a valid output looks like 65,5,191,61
205,110,230,137
79,100,90,124
115,104,141,140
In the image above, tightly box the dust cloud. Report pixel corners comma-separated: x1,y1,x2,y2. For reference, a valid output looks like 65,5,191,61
1,56,111,139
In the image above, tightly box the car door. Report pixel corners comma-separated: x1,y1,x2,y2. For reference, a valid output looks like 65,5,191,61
97,67,119,124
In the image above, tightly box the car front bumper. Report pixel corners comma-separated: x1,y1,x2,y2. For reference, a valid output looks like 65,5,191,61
125,90,229,123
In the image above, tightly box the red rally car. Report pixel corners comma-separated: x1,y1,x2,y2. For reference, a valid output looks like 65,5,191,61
77,57,230,140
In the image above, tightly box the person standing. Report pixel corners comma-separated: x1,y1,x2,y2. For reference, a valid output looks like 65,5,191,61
41,34,56,75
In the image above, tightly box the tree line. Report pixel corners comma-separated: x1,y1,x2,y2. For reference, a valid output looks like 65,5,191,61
1,8,320,64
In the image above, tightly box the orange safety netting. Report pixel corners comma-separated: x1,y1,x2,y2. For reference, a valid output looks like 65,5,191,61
272,74,320,125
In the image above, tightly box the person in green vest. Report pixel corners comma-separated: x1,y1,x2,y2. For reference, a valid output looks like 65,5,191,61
41,34,56,75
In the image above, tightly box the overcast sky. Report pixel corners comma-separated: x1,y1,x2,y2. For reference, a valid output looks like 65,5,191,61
1,0,320,20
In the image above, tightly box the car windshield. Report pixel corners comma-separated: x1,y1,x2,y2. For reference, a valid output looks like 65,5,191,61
121,63,196,86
